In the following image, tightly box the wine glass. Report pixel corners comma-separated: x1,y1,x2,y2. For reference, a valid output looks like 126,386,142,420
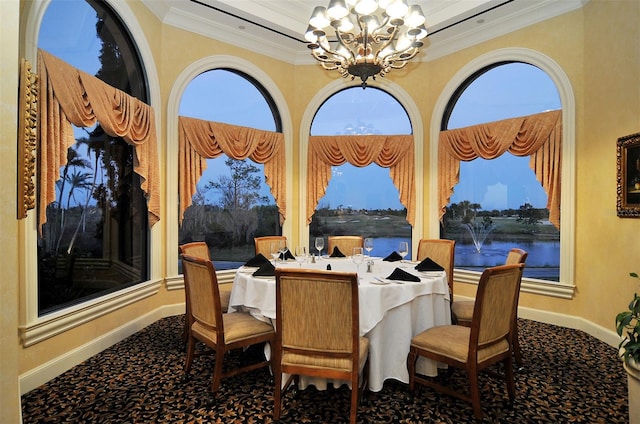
351,247,364,275
364,238,374,257
294,246,307,267
270,242,280,266
398,241,409,263
314,237,324,259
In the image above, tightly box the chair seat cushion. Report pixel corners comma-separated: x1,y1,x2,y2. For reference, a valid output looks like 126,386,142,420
191,312,274,344
282,337,369,373
411,325,509,363
451,300,474,322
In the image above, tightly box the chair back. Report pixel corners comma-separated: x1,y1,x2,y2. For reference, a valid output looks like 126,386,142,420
505,248,528,265
254,236,287,257
327,236,364,256
179,241,210,260
470,264,524,350
181,255,224,335
416,239,455,295
275,268,360,369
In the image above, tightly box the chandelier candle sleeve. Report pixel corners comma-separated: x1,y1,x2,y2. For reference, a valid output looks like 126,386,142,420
305,0,427,87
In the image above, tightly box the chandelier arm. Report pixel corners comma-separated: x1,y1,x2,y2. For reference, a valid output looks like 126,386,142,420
374,25,398,58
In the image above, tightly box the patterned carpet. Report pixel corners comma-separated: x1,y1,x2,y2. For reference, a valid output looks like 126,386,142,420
21,316,629,423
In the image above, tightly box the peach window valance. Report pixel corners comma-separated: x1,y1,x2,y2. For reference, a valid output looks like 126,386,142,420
178,116,286,225
307,135,416,226
438,109,562,228
37,49,160,234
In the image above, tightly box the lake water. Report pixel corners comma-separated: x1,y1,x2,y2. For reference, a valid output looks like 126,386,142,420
366,237,560,281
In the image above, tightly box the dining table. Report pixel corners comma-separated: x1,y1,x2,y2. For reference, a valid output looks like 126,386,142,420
228,254,452,392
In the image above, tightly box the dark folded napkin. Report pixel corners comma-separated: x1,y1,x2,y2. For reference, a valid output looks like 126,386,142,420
414,257,445,272
386,267,421,282
279,249,295,260
253,262,275,277
330,246,346,257
244,253,270,267
383,251,402,262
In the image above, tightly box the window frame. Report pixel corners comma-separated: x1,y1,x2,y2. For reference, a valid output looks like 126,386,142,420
165,55,293,291
299,79,424,256
429,48,576,298
20,0,163,346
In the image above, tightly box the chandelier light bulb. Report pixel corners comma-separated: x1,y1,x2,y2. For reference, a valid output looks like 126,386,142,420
309,6,330,29
327,0,349,20
405,5,425,27
354,0,379,15
385,0,409,18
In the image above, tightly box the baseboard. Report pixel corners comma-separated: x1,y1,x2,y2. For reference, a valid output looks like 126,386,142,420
19,303,184,395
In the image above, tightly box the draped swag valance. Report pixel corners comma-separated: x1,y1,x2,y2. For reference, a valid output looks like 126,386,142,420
307,135,416,226
438,109,562,228
178,116,286,225
37,49,160,234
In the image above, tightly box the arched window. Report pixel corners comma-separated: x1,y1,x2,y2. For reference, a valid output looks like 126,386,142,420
36,0,150,315
441,62,562,281
308,87,413,258
178,69,282,270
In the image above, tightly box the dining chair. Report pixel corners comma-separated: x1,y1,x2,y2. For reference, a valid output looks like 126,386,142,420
327,235,364,257
180,242,231,343
181,255,275,395
416,238,456,299
254,235,287,257
273,268,369,424
451,248,528,365
407,263,525,420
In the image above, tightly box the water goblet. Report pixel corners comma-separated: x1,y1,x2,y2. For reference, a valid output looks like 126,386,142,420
270,242,280,266
294,246,307,267
364,238,374,257
352,247,364,275
315,237,324,259
398,241,409,263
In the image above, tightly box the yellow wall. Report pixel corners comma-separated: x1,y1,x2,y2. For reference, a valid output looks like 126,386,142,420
3,0,639,419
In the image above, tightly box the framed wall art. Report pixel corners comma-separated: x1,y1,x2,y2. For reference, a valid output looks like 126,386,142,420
617,132,640,217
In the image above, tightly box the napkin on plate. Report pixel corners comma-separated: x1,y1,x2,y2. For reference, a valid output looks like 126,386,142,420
253,262,275,277
386,267,421,282
244,253,270,267
414,257,445,272
383,251,402,262
279,249,295,260
330,246,346,257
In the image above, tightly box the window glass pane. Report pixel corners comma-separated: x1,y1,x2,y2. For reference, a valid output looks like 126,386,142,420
309,87,412,258
443,63,561,281
37,0,149,315
178,70,280,270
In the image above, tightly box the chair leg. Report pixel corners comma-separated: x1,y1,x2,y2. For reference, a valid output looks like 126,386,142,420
350,376,359,424
182,335,196,382
504,356,516,405
468,367,483,420
407,349,417,392
512,320,523,366
211,347,225,393
273,369,282,421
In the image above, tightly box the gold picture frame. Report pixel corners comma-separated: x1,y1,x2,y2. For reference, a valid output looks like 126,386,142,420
617,132,640,217
17,58,38,220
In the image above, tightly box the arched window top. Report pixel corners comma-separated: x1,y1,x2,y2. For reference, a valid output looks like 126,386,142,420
443,62,561,130
180,68,281,132
311,86,411,136
39,0,147,101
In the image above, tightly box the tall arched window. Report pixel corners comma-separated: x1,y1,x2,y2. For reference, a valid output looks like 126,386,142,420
309,87,413,258
36,0,150,315
178,69,282,270
441,62,562,281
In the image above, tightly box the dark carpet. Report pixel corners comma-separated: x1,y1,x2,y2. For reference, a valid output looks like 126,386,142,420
21,316,629,423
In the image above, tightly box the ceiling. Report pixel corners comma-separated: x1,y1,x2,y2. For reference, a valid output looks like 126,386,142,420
141,0,588,65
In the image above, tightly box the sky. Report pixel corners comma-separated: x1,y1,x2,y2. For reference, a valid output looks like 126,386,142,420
40,0,561,213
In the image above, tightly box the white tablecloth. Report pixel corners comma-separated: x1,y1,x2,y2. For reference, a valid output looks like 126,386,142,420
228,256,451,392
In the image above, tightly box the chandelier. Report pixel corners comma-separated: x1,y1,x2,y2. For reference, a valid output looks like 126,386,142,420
305,0,427,88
